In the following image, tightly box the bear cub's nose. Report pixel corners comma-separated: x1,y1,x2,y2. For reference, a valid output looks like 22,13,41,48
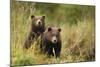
38,21,42,25
54,40,56,42
38,21,41,24
54,40,57,43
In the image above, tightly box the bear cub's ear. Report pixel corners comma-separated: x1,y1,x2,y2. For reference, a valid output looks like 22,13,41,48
48,27,52,32
58,28,61,32
42,16,45,19
31,15,35,19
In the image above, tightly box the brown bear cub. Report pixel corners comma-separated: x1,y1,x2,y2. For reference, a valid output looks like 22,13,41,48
24,15,45,49
40,26,62,57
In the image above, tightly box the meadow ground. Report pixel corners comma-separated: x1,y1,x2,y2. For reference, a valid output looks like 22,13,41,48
11,1,95,66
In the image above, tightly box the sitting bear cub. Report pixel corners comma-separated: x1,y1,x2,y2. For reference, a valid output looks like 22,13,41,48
24,15,45,49
41,26,62,57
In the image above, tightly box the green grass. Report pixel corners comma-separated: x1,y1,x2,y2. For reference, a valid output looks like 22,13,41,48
11,1,95,66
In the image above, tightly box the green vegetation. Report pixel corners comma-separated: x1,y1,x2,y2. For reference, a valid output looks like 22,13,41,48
11,1,95,66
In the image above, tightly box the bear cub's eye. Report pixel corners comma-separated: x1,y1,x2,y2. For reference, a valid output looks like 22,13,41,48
48,27,52,32
58,28,61,32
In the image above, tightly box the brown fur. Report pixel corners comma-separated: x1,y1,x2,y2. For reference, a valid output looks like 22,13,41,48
40,26,62,57
24,15,45,49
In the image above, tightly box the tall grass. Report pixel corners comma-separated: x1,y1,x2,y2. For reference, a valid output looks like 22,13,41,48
11,1,95,66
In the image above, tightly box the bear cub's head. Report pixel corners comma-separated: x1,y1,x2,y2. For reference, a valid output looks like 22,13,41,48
44,27,61,44
31,15,45,28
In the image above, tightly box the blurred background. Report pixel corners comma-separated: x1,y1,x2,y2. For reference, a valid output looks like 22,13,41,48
11,1,95,66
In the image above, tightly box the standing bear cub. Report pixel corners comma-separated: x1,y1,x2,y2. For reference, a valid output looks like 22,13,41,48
41,26,62,57
24,15,45,49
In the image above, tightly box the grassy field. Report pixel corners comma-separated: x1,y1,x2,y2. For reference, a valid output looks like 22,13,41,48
11,1,95,66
